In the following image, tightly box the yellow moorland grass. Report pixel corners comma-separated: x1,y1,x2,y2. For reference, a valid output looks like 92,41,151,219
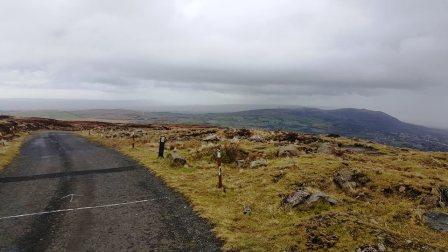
80,129,448,251
0,134,28,172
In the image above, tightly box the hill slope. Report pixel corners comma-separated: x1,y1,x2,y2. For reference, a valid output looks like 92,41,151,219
183,108,448,151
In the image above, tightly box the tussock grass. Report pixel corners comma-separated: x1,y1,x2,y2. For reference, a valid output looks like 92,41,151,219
80,129,448,251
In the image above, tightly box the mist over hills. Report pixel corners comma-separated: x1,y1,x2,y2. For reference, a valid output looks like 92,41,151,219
2,106,448,152
0,98,285,113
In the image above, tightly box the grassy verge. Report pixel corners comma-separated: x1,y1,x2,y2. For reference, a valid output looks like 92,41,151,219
79,129,448,251
0,134,28,172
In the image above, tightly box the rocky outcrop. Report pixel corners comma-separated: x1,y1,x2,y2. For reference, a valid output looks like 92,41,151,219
283,187,337,208
333,168,370,190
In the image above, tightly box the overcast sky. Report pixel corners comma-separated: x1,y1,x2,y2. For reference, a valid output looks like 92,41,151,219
1,0,448,128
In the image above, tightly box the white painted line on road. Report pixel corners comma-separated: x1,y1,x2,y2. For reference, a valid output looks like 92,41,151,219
0,198,167,221
61,194,83,202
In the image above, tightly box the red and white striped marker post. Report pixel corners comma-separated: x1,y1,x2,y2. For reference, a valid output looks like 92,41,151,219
217,149,223,189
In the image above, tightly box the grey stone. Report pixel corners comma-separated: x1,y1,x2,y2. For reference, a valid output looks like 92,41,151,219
168,151,187,167
333,168,370,190
250,159,268,169
440,187,448,205
277,144,302,157
203,134,221,142
317,142,334,154
249,135,264,142
283,187,337,208
243,206,251,215
377,243,386,252
424,211,448,232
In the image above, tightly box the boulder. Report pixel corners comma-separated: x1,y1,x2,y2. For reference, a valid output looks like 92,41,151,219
250,159,268,169
333,168,370,190
277,144,302,157
167,151,187,167
283,187,337,208
423,211,448,232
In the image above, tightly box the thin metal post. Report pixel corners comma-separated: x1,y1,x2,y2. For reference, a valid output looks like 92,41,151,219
132,133,135,149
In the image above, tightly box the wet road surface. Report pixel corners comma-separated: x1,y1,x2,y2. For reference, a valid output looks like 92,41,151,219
0,131,221,251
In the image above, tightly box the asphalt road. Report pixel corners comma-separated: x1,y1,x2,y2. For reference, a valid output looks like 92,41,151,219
0,131,222,251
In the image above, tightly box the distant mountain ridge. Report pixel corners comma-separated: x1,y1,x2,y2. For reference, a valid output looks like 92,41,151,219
2,107,448,151
193,108,448,151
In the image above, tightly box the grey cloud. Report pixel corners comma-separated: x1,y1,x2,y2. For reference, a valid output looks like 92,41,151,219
1,0,448,127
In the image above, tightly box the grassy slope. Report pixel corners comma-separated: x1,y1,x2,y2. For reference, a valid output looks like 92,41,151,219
0,134,28,172
81,129,448,250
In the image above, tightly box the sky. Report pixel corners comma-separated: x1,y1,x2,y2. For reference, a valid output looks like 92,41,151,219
0,0,448,128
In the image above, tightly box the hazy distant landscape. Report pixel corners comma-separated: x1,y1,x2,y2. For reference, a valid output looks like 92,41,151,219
3,107,448,152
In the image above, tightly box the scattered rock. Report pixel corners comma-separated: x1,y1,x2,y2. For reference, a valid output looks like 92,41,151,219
250,159,268,169
356,245,379,252
167,151,187,167
307,231,339,250
271,172,285,183
377,243,386,252
236,128,252,138
275,131,300,142
307,191,338,205
392,184,423,199
203,134,221,142
420,194,440,208
423,211,448,232
440,187,448,206
224,128,252,139
333,168,370,190
249,135,264,142
399,185,406,193
243,206,251,215
230,137,240,143
343,143,380,155
317,142,335,154
283,187,337,208
296,134,321,144
277,144,302,157
236,159,246,168
326,133,340,138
